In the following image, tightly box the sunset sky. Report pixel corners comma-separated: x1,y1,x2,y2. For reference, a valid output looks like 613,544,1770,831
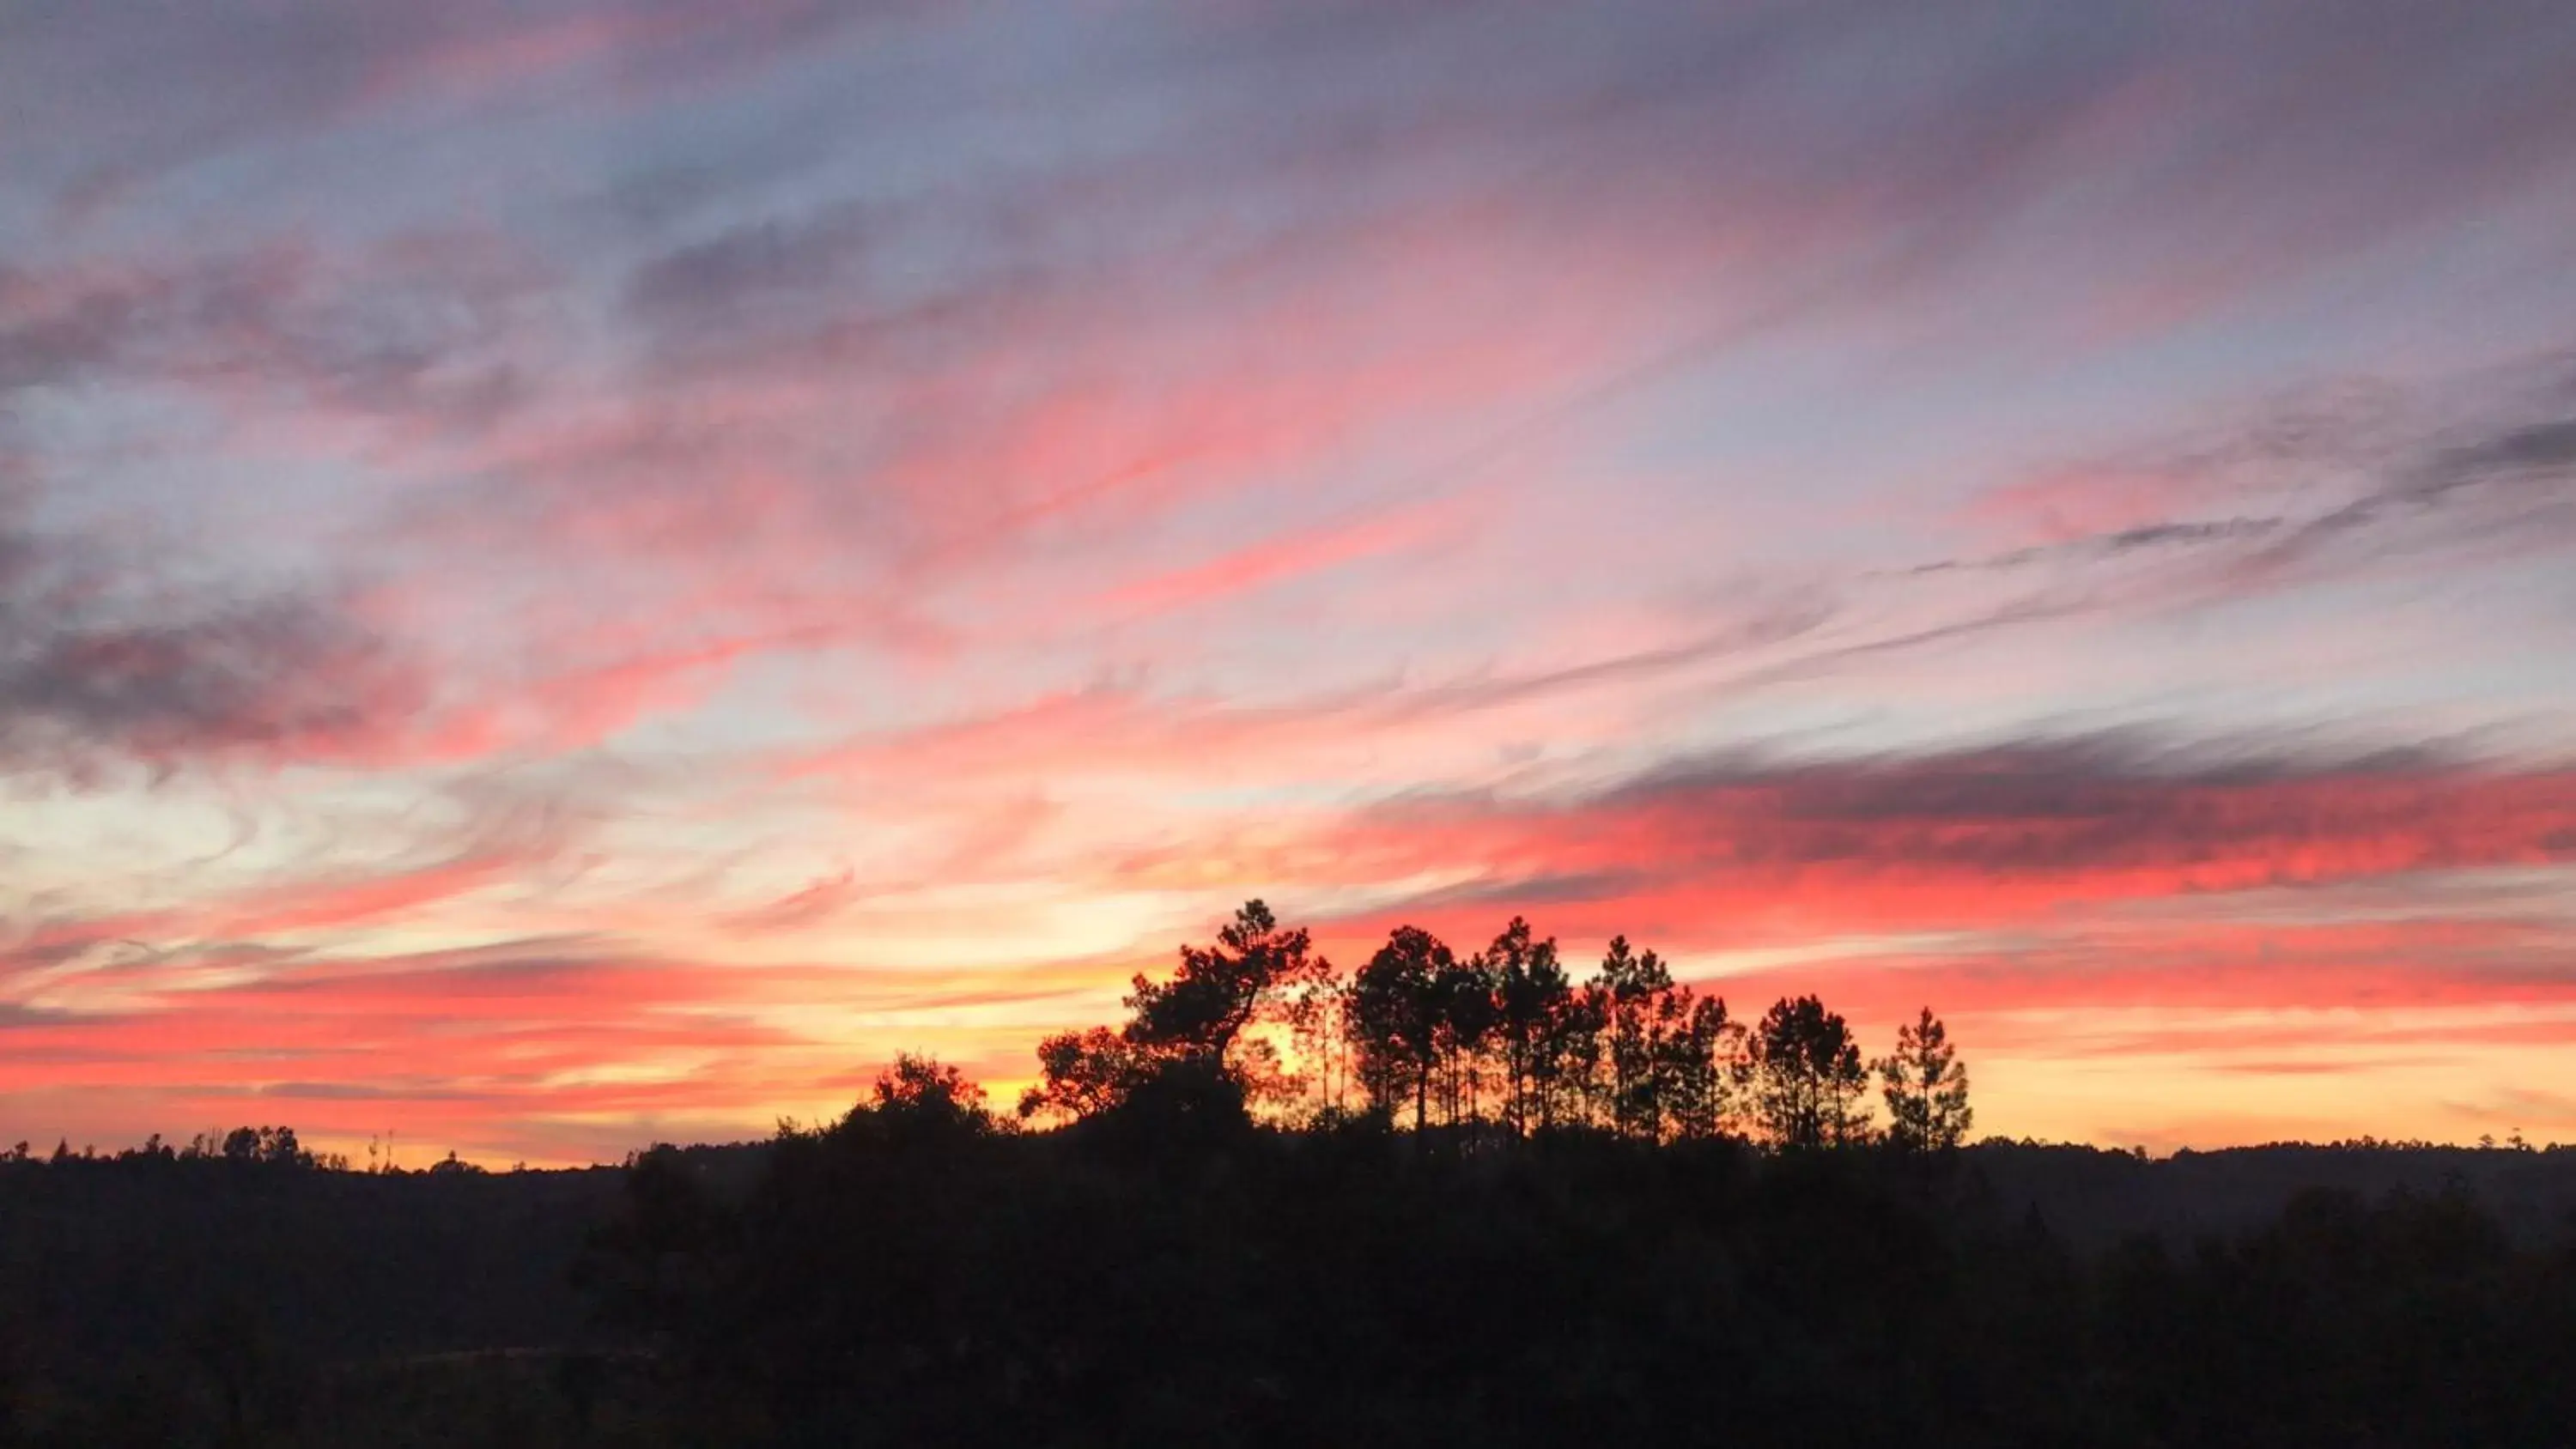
5,2,2576,1164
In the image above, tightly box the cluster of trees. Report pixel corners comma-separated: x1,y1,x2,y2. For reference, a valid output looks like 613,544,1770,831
2,1125,340,1170
0,1130,529,1180
1021,900,1971,1154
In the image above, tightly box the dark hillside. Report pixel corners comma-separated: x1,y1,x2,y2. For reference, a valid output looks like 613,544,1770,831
3,1132,2573,1445
0,1163,622,1355
1965,1140,2576,1247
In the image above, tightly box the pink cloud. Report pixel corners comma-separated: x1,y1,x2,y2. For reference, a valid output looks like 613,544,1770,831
1097,495,1481,618
1136,746,2576,949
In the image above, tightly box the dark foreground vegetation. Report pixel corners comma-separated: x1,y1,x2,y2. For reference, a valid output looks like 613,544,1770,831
5,1125,2575,1446
4,905,2573,1446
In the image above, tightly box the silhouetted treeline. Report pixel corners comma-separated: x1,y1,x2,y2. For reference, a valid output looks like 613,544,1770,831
0,1144,625,1446
1021,903,1971,1155
570,904,2576,1446
586,1061,2576,1447
5,1125,2574,1445
4,1125,334,1171
7,906,2575,1445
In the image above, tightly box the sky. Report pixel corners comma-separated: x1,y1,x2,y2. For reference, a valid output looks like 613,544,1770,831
4,2,2576,1164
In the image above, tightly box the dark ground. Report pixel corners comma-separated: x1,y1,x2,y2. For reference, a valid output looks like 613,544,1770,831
3,1136,2572,1446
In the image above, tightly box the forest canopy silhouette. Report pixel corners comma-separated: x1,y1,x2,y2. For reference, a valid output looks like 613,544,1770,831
557,903,2576,1446
1010,902,1973,1158
4,901,2573,1446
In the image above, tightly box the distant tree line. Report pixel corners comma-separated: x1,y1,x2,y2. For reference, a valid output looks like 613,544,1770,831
1021,900,1972,1155
0,1128,507,1177
1,1125,343,1171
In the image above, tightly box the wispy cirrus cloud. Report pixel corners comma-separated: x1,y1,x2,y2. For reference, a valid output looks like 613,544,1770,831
0,235,549,436
0,496,427,785
0,1,931,216
1951,349,2576,581
1159,731,2576,949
